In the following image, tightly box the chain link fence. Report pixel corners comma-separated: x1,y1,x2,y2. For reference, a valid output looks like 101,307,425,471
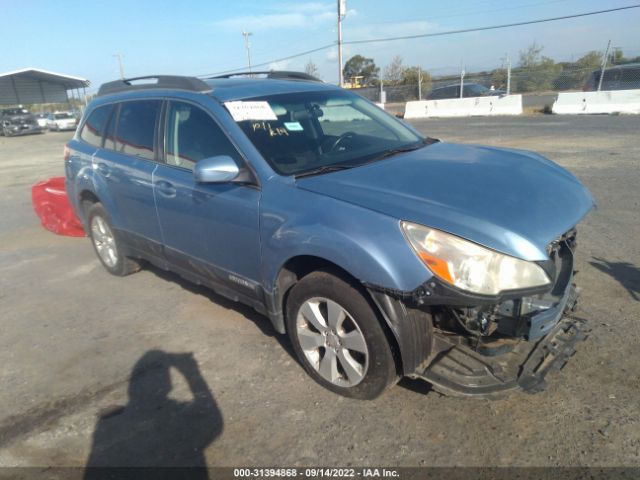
352,53,640,105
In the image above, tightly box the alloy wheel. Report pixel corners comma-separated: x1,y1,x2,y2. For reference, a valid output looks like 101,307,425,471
91,215,118,268
296,297,369,387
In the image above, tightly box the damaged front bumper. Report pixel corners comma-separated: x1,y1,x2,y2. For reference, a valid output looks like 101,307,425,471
368,233,590,397
419,313,589,397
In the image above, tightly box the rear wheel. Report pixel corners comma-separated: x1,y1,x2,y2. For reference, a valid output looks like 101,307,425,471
87,203,140,276
286,271,397,399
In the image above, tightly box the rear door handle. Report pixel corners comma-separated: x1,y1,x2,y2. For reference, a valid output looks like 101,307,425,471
155,180,177,197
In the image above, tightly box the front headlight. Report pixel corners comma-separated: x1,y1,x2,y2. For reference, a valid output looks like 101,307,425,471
401,221,550,295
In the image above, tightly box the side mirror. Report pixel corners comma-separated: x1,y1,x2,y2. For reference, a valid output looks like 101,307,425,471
193,155,240,183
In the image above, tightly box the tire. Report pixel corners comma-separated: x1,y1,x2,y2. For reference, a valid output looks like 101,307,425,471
87,203,140,276
286,271,398,399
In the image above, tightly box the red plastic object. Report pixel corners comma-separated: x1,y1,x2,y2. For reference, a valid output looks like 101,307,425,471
32,177,86,237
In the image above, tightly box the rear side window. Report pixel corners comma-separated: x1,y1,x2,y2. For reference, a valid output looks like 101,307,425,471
165,101,240,170
114,100,161,160
80,104,113,147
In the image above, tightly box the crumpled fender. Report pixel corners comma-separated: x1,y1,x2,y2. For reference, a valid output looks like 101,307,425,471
32,177,85,237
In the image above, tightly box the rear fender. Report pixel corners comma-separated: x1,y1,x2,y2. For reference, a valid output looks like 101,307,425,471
73,167,123,231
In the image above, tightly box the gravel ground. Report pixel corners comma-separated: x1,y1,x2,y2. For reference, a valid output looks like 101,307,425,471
0,115,638,470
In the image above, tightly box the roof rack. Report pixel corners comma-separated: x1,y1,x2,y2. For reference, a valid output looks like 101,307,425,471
211,71,323,82
97,75,212,97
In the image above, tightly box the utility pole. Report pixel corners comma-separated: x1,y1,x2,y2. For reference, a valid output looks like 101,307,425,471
242,31,253,75
113,53,125,79
337,0,346,86
506,55,512,95
598,39,611,92
418,67,422,100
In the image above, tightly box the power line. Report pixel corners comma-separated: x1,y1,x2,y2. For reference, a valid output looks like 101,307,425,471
199,4,640,77
344,4,640,45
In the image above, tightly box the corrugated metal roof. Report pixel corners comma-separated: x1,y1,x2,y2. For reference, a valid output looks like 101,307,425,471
0,68,90,105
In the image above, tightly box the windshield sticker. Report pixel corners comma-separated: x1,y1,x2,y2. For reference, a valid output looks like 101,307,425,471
251,121,289,137
284,121,304,132
224,101,277,121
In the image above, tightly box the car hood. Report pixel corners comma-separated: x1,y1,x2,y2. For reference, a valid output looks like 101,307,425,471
296,142,595,261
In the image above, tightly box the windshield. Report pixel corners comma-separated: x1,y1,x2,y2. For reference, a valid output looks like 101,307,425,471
54,113,73,119
466,84,490,95
231,90,423,176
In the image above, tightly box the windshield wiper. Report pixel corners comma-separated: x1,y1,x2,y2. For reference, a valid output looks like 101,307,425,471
294,164,355,178
365,142,427,164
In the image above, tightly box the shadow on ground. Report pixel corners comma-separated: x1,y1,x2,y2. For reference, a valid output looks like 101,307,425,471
590,257,640,301
146,264,298,362
83,350,222,479
146,265,439,398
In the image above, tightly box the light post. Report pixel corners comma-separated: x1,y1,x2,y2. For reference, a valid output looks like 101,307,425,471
242,31,253,75
113,53,125,79
337,0,347,86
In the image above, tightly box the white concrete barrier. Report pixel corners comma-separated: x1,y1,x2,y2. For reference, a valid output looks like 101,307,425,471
404,95,523,119
552,89,640,115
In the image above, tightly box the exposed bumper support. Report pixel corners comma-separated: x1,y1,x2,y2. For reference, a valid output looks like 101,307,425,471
417,314,589,398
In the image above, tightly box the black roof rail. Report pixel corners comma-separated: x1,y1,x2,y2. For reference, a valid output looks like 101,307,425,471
97,75,212,97
210,71,323,82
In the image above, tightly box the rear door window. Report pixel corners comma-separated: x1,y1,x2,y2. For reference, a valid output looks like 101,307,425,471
113,100,161,161
80,104,113,147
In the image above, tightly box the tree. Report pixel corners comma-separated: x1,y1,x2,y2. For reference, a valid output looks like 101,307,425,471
304,60,320,79
556,51,602,90
491,67,508,91
401,66,432,94
384,55,404,84
343,55,379,84
515,43,562,92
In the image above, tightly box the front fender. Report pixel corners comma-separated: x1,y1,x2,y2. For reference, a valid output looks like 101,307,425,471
260,181,432,294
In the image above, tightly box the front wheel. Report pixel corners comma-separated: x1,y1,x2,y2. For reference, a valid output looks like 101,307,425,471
87,203,140,276
286,271,398,399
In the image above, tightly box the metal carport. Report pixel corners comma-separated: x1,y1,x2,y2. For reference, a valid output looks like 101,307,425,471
0,68,90,105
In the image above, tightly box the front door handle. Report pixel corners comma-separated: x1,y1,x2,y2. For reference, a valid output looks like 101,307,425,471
96,162,111,177
155,180,177,197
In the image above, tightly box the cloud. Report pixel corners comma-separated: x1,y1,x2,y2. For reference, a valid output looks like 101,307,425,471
345,20,434,41
211,2,337,32
268,60,292,70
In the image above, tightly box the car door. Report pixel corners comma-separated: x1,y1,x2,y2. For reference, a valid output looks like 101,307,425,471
94,99,164,257
153,99,262,298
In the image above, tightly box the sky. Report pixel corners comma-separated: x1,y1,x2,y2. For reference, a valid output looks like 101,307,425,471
1,0,639,92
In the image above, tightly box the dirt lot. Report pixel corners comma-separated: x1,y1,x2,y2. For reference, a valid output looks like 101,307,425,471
0,116,639,470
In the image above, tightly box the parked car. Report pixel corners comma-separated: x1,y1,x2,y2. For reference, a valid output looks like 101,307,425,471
0,108,44,136
47,111,78,131
427,83,505,100
583,63,640,91
36,113,50,129
66,73,594,399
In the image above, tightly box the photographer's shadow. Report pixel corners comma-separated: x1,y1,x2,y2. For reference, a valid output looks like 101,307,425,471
84,350,222,479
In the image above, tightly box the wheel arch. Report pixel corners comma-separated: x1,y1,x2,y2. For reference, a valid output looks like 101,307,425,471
270,254,404,375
